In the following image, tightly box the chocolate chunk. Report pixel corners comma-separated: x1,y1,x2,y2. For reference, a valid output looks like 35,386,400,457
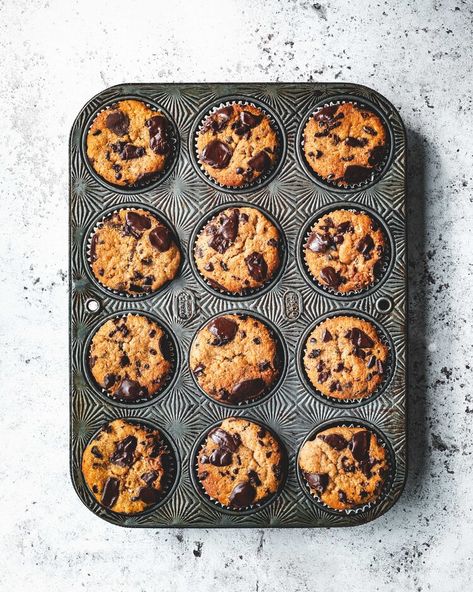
90,234,99,262
198,470,209,480
200,139,232,168
329,380,341,392
208,209,239,253
209,448,233,466
208,316,238,346
368,145,387,166
141,470,158,486
193,363,205,377
304,471,329,493
345,136,368,148
120,354,130,367
115,378,149,401
101,476,120,508
105,110,130,136
149,225,172,252
346,327,375,348
110,435,137,467
319,266,342,288
203,262,214,272
91,446,103,459
206,278,227,291
231,378,266,402
305,232,332,253
357,235,375,257
159,334,172,361
248,470,262,486
229,481,256,507
201,106,233,133
337,221,353,234
137,486,160,505
209,428,241,452
314,105,338,122
349,430,371,461
363,125,377,136
367,355,377,369
245,252,268,281
145,115,169,154
125,211,152,237
319,433,348,450
315,149,323,158
103,373,117,389
111,142,145,160
322,329,332,342
259,360,271,371
318,371,329,383
240,110,263,128
308,349,321,358
338,490,349,504
343,165,372,184
247,150,271,173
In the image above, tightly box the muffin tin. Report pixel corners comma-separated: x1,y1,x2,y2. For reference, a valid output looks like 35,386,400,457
70,82,407,527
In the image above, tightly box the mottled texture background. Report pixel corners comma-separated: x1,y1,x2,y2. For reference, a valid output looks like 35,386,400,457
1,1,471,590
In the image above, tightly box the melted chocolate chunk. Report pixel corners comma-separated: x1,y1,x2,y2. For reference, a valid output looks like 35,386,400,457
229,481,256,507
103,373,117,389
345,136,368,148
245,252,268,281
209,428,241,452
306,232,332,253
247,150,271,173
231,378,266,402
149,225,172,252
314,105,339,122
91,446,103,459
105,110,130,136
137,486,160,505
319,433,348,450
141,470,158,486
322,328,332,342
308,349,321,358
368,145,387,166
208,316,238,346
240,110,263,128
209,448,233,466
346,327,375,348
125,211,152,237
146,115,169,154
110,435,137,467
101,476,120,508
363,125,377,136
201,106,233,133
304,471,329,493
111,142,145,160
200,139,232,169
248,470,262,487
358,234,375,257
337,221,353,234
343,165,372,184
319,266,342,288
120,354,130,367
115,378,149,401
349,430,371,462
208,209,239,253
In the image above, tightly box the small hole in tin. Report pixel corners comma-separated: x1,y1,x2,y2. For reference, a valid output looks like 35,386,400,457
86,298,101,313
376,296,393,314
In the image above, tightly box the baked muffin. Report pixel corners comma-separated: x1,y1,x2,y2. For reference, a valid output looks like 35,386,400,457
89,208,180,295
86,99,171,186
88,314,173,402
303,103,388,186
82,419,171,513
299,425,389,510
304,209,385,293
190,313,280,404
196,103,278,187
197,418,285,508
303,315,388,400
194,206,281,294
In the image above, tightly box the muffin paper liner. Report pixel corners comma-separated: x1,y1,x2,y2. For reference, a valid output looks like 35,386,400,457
85,205,182,300
298,97,393,191
84,311,179,407
300,204,392,298
297,420,395,515
82,96,179,193
82,417,178,516
190,202,287,300
297,310,394,407
191,98,285,193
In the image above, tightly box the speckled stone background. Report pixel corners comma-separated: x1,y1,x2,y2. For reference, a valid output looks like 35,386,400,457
1,1,472,590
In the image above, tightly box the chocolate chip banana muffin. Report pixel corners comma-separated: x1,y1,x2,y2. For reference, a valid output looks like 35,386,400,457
82,419,171,513
197,418,285,508
196,103,279,187
190,314,280,404
88,314,173,402
304,209,385,293
89,208,181,295
303,103,388,186
86,99,171,186
303,316,388,400
194,206,281,294
299,425,389,510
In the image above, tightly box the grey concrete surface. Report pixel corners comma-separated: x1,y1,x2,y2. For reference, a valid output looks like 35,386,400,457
1,1,472,590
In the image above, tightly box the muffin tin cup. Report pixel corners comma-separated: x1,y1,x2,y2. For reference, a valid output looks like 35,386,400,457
296,202,395,300
84,203,183,301
296,310,395,408
81,417,180,517
81,94,180,194
189,96,286,194
188,310,288,408
189,201,288,301
190,418,288,515
296,94,395,193
296,418,395,516
83,310,180,408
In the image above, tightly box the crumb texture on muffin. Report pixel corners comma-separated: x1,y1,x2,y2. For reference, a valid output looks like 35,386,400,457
197,418,284,508
194,206,281,294
190,314,280,404
196,103,278,187
303,315,388,400
303,103,388,186
86,99,171,186
89,208,180,295
304,209,386,293
89,314,172,402
299,425,389,510
82,419,170,514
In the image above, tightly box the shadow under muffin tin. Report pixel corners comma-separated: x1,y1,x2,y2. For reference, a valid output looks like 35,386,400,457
70,82,407,528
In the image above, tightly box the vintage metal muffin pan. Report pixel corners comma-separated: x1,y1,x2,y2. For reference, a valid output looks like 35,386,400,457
70,83,407,527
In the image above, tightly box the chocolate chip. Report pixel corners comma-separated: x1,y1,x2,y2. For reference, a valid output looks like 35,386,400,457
200,139,232,168
125,211,152,237
240,110,263,128
304,471,329,493
247,150,271,172
337,221,353,234
316,361,325,372
229,481,256,508
204,262,214,272
208,316,238,346
318,371,329,383
103,373,117,389
367,356,377,369
335,362,344,372
358,234,375,258
220,261,228,271
92,129,101,136
193,363,205,377
368,145,387,166
322,329,332,342
101,477,120,508
105,110,130,136
209,428,241,452
363,125,377,136
319,433,348,450
253,337,261,345
305,232,332,253
346,327,375,348
141,471,158,486
319,266,342,288
259,361,271,371
231,378,266,402
111,142,145,160
91,446,103,459
349,430,371,461
314,105,338,122
120,354,130,367
248,470,262,487
90,234,99,262
308,349,321,358
115,378,149,401
245,252,268,281
315,149,323,158
198,471,209,480
338,490,349,504
345,136,368,148
110,435,137,467
149,225,172,252
208,209,239,253
343,165,372,184
329,380,342,392
333,233,344,245
201,106,233,133
145,115,169,154
209,448,233,466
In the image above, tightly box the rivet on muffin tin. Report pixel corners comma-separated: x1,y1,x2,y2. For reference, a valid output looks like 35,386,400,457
80,94,180,194
82,311,180,408
79,417,180,517
189,201,288,301
189,96,287,194
296,94,395,193
189,417,288,515
296,418,396,516
296,201,395,301
188,310,288,408
295,310,395,409
83,203,183,301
